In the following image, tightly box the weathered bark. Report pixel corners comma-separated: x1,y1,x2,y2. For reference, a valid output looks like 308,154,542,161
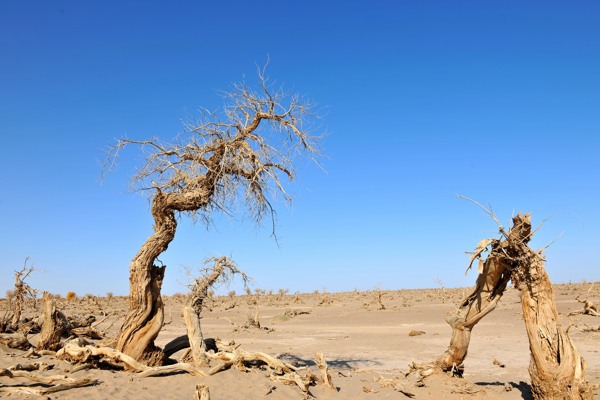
116,193,174,365
108,75,320,365
512,246,592,399
435,218,530,374
0,334,31,350
116,179,220,364
7,260,37,329
10,279,23,326
441,211,592,398
182,306,209,366
36,292,67,352
57,342,206,377
315,352,335,389
195,384,210,400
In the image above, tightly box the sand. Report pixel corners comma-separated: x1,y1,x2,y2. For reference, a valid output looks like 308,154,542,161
1,283,599,399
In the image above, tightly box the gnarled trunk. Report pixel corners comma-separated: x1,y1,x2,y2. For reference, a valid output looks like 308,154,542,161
116,193,176,365
437,257,511,374
436,219,529,374
512,253,592,399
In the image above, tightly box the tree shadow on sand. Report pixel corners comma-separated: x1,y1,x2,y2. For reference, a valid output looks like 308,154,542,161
475,380,533,400
276,353,381,370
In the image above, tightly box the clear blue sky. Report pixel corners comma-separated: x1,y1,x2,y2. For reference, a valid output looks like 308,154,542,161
1,1,599,297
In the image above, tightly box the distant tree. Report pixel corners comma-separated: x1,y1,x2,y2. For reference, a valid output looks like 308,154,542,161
2,257,38,331
104,67,322,364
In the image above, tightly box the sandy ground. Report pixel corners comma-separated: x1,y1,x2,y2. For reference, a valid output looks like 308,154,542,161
1,283,599,399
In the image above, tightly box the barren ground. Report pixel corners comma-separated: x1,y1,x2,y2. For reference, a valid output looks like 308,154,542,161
1,283,599,399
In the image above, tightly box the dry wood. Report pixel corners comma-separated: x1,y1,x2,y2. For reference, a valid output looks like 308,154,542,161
374,375,415,398
569,296,600,317
207,349,297,376
8,362,51,371
0,367,98,396
179,257,249,366
0,368,70,384
37,291,68,351
444,209,592,399
315,352,335,389
509,217,593,399
7,258,38,328
183,306,209,366
0,333,31,350
271,372,313,399
0,377,98,396
56,342,206,377
194,384,210,400
435,220,516,374
105,69,321,364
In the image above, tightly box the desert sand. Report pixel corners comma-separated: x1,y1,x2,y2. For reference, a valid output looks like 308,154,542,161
1,283,599,399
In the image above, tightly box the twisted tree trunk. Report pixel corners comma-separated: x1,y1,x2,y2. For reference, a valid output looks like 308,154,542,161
512,251,592,399
436,257,511,375
436,218,529,374
116,193,176,365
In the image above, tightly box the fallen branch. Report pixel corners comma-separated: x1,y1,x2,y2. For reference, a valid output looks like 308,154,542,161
569,296,600,317
0,368,98,396
0,377,98,396
207,349,297,375
57,342,206,377
0,333,31,350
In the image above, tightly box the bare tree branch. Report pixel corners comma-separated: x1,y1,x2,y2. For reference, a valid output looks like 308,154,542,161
104,68,323,363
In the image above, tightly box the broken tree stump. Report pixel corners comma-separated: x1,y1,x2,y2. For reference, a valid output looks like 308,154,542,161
194,384,210,400
36,292,67,352
182,305,209,367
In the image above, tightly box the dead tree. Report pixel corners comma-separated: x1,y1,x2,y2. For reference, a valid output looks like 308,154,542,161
104,68,321,364
569,296,600,317
437,203,592,399
509,216,592,399
3,258,38,331
435,219,522,375
181,256,248,365
36,292,68,352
